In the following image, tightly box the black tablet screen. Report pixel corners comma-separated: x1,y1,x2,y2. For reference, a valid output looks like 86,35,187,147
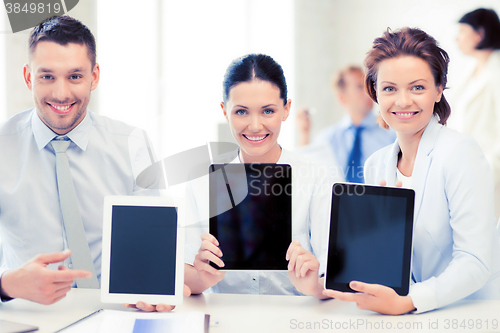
326,184,414,295
209,164,292,270
109,205,177,295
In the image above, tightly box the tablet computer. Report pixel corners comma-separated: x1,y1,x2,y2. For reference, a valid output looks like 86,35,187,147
325,183,414,296
209,163,292,270
101,196,184,304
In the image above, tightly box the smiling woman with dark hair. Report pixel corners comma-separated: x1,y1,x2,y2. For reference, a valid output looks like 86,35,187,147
183,54,340,297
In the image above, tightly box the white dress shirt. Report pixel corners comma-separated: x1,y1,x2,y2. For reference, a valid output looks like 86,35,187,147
184,148,338,295
314,112,396,181
0,109,156,282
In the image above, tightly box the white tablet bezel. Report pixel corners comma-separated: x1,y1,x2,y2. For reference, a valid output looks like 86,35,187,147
101,195,185,305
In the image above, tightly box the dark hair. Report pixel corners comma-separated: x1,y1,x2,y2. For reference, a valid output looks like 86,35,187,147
222,54,288,105
459,8,500,50
364,27,451,128
29,16,96,68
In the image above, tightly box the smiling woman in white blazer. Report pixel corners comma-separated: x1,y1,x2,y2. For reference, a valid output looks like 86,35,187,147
364,115,500,313
320,27,500,315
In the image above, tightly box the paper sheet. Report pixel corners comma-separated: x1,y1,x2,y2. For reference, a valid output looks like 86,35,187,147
59,310,206,333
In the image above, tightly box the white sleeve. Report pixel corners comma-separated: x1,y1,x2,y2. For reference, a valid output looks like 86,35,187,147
308,163,336,277
411,138,496,313
128,128,161,196
183,176,209,266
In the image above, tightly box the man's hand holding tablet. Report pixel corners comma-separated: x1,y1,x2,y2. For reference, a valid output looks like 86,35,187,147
123,285,192,312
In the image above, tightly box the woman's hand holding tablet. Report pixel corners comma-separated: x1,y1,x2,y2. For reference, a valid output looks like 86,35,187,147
286,240,328,299
189,233,226,294
320,181,415,315
323,282,415,315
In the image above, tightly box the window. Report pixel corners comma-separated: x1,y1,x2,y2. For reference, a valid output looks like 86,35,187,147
97,0,295,162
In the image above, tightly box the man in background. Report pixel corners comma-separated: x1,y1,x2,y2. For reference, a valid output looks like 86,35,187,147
297,65,395,182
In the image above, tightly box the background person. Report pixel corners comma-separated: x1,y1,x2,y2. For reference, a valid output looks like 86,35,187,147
296,66,395,183
448,8,500,219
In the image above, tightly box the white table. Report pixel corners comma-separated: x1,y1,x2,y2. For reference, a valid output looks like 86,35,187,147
1,289,500,332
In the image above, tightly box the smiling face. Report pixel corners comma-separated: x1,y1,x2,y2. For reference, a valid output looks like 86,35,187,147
376,55,443,139
24,41,99,135
222,79,290,163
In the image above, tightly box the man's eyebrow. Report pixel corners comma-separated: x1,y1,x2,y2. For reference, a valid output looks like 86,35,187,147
37,68,85,73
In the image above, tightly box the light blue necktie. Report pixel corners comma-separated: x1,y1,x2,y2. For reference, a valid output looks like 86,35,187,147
52,137,99,289
346,126,364,183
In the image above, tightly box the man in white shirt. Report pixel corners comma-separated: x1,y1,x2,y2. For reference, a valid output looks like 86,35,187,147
0,16,169,310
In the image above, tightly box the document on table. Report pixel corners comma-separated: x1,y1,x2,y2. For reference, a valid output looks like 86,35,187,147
0,319,38,333
58,310,208,333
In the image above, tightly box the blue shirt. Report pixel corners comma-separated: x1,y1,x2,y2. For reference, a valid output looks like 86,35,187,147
314,112,396,182
0,109,156,280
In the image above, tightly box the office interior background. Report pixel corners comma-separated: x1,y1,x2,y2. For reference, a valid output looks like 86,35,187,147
1,0,500,165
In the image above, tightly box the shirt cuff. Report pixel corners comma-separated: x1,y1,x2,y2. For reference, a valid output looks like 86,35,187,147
408,282,437,314
0,271,14,302
316,254,327,277
184,245,198,266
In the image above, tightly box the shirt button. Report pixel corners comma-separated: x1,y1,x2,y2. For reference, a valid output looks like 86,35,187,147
68,263,73,269
252,278,256,281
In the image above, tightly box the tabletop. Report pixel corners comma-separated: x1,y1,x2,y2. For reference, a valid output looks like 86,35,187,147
1,289,500,332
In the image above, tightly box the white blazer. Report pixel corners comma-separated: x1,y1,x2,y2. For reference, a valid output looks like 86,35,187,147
448,51,500,219
364,116,500,313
